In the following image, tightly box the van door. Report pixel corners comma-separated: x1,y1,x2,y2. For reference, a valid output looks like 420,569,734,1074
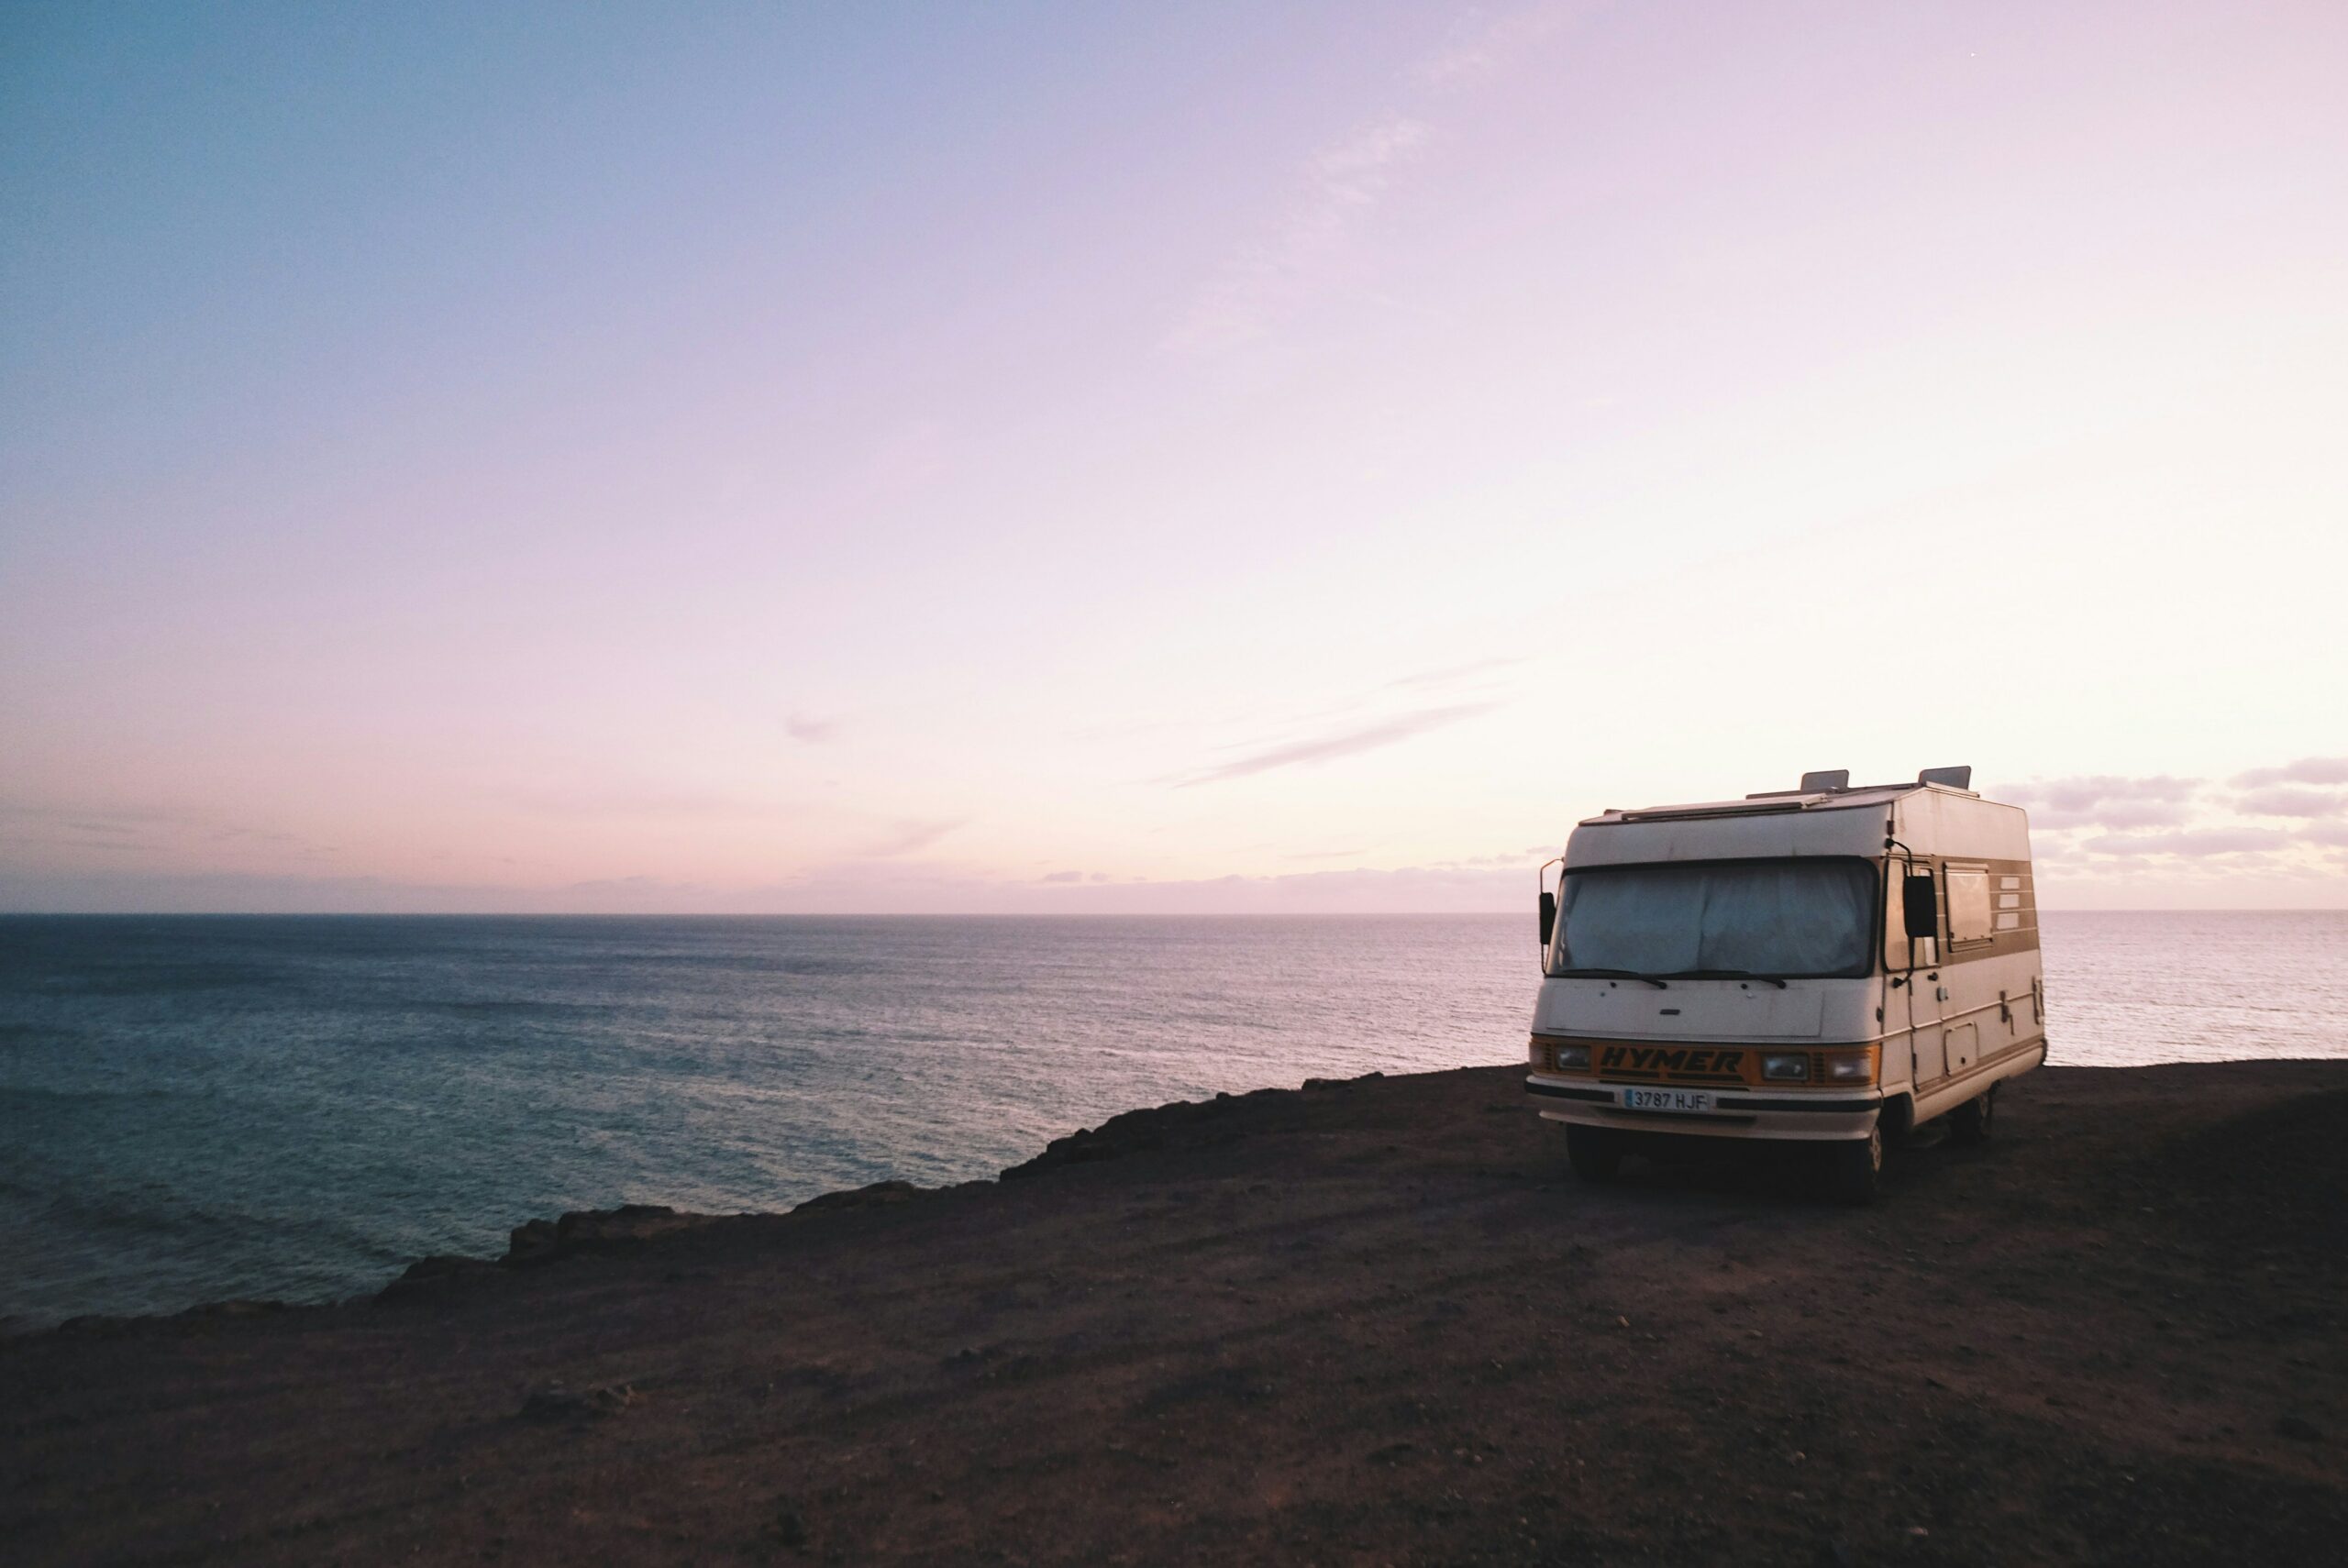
1938,864,1999,1077
1898,864,1947,1086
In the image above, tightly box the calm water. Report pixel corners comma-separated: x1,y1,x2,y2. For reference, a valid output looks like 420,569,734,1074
1,911,2342,1329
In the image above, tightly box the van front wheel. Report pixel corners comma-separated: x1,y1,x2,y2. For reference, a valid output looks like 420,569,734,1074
1565,1126,1622,1183
1824,1125,1882,1206
1949,1084,1997,1145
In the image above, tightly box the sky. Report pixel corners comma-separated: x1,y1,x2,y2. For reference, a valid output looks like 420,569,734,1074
3,0,2345,913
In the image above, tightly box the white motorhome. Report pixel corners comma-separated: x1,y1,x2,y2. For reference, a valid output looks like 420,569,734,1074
1525,767,2045,1202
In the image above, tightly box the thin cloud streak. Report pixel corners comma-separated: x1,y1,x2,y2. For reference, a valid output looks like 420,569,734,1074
500,786,794,822
1157,5,1589,359
1416,0,1589,85
858,816,969,858
0,799,341,862
1178,703,1492,787
1388,656,1525,690
1163,114,1430,358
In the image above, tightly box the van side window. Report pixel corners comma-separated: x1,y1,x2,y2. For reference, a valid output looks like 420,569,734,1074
1946,867,1993,944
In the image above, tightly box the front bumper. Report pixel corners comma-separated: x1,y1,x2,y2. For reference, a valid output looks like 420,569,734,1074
1526,1074,1881,1142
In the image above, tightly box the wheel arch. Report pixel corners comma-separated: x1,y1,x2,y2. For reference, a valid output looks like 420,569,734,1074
1879,1090,1916,1142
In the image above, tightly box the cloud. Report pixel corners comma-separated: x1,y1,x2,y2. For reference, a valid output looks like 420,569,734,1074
1445,845,1558,868
1995,774,2201,830
1020,864,1528,912
1178,703,1492,787
564,875,701,898
1164,115,1430,357
635,861,1536,915
1388,656,1524,690
786,712,839,744
0,801,182,831
1313,116,1431,199
1038,870,1086,884
2082,828,2295,858
2234,785,2347,818
2005,774,2201,809
0,800,342,862
506,785,788,820
858,817,968,858
1417,1,1587,85
0,868,501,915
2232,756,2348,788
1998,762,2348,859
2051,798,2194,830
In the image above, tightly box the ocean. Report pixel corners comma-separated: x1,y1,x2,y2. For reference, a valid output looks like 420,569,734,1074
2,911,2342,1329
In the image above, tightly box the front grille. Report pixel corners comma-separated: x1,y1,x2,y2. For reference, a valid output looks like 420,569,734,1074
1531,1036,1876,1088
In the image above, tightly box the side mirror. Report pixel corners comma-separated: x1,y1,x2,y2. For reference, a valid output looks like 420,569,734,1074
1901,873,1939,940
1538,890,1556,950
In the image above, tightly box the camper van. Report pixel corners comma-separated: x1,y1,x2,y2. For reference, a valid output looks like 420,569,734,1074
1525,767,2045,1203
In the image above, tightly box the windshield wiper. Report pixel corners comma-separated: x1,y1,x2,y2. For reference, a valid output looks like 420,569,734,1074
1661,968,1789,989
1556,967,1668,989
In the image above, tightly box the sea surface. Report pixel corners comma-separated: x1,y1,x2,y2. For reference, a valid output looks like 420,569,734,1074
2,911,2342,1329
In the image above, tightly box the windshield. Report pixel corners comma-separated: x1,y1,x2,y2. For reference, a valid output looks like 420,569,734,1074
1545,857,1877,979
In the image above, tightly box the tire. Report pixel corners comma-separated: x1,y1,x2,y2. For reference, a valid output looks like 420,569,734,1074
1565,1125,1623,1183
1949,1083,1997,1145
1824,1124,1883,1206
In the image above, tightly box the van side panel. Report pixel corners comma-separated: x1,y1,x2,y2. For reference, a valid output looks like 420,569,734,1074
1885,795,2043,1119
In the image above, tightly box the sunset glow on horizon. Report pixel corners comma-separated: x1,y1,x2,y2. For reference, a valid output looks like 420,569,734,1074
5,2,2345,912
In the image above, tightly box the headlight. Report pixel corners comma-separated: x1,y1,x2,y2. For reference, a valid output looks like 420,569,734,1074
1554,1043,1590,1072
1823,1054,1875,1082
1761,1054,1809,1082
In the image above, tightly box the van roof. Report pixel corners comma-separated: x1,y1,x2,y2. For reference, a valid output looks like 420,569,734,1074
1578,779,1982,828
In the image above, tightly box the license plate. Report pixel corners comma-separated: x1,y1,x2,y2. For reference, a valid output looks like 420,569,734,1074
1621,1087,1712,1112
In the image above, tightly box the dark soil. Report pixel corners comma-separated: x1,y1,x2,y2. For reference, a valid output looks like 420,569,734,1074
3,1062,2342,1566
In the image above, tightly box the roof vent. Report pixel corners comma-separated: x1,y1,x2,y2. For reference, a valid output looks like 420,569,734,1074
1917,765,1972,789
1800,769,1850,792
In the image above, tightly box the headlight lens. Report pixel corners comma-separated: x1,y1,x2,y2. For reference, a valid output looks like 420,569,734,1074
1761,1053,1809,1082
1554,1043,1590,1072
1824,1053,1875,1082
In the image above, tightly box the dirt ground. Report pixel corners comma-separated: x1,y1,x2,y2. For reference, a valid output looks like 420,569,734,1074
4,1061,2343,1566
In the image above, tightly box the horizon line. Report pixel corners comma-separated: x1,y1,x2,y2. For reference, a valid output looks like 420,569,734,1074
4,907,2339,919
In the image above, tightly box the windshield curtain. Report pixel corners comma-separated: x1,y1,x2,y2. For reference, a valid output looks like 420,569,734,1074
1548,858,1877,978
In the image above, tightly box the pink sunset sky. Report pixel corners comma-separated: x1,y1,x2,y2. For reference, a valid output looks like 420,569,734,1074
3,1,2344,913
